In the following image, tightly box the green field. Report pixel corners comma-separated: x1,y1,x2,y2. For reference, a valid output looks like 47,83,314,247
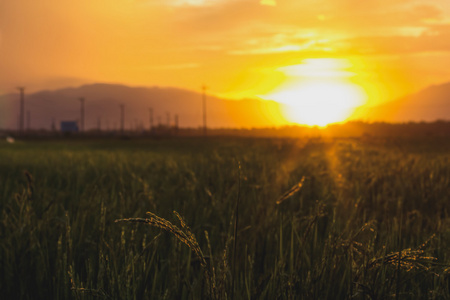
1,137,449,299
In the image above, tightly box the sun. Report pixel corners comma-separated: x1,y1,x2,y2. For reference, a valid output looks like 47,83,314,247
268,79,366,126
261,59,367,126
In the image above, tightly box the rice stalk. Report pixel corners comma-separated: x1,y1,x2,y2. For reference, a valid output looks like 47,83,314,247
115,211,217,298
232,161,241,300
276,176,305,205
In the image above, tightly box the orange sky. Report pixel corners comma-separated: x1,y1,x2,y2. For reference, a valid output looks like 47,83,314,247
1,0,450,124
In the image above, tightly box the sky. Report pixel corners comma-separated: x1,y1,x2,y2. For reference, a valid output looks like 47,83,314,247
1,0,450,125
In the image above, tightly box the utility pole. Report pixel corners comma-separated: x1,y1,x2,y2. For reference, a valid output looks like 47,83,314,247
17,87,25,132
27,111,30,131
79,97,85,132
202,84,208,136
166,112,170,128
97,117,101,131
120,104,125,133
175,114,179,134
149,108,154,131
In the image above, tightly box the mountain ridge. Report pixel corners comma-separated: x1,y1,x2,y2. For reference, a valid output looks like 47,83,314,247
0,83,285,130
351,81,450,122
1,81,449,130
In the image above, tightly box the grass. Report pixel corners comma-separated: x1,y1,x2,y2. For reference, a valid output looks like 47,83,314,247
0,136,449,299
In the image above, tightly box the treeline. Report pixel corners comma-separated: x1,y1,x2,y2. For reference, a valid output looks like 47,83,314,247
323,120,450,137
1,120,449,139
205,120,450,138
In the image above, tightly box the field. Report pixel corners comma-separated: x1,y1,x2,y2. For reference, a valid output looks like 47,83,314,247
0,136,449,299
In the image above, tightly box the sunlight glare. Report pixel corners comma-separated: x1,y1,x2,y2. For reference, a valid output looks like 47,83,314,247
261,59,367,126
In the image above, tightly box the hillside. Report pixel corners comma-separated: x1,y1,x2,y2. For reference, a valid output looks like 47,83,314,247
1,81,449,131
0,84,284,130
352,82,450,122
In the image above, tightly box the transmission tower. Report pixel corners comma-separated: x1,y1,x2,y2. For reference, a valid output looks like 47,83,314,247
149,108,154,131
79,97,85,132
175,114,179,134
120,104,125,133
202,84,208,136
27,111,30,131
17,87,25,132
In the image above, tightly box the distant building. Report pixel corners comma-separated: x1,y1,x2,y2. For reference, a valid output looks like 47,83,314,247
60,121,79,133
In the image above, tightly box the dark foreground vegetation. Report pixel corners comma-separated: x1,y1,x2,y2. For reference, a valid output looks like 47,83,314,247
2,120,450,139
0,136,449,299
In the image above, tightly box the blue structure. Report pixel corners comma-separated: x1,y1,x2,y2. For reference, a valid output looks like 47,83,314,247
60,121,79,133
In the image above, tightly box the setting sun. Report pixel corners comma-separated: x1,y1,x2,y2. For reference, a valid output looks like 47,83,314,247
261,59,367,126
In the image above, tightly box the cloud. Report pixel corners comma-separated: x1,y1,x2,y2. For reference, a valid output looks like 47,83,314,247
338,23,450,55
154,0,227,7
230,45,304,55
410,4,443,22
147,63,200,70
260,0,276,6
169,0,215,6
166,0,448,55
229,39,331,55
2,0,450,97
163,0,450,63
278,59,355,78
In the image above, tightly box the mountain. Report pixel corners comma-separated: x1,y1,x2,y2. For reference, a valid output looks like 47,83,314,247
0,83,284,130
352,82,450,122
2,81,449,131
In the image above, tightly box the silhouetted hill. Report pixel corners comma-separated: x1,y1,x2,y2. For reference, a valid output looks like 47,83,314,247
0,83,284,130
2,82,449,131
353,82,450,122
